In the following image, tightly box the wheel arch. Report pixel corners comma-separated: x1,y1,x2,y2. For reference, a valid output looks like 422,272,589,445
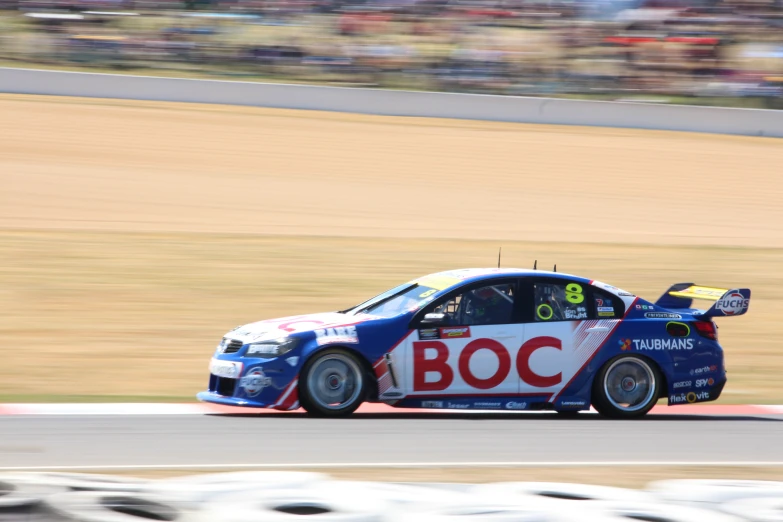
299,344,379,401
592,352,666,417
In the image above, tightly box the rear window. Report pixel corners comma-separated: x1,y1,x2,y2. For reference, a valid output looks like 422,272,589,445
593,289,624,319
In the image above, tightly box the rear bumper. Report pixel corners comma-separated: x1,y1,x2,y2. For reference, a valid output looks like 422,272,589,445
668,377,726,406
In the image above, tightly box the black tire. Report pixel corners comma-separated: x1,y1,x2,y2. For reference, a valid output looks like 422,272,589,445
592,355,661,419
299,348,368,417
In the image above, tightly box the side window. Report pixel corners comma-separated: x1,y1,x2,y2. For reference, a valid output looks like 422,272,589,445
533,281,588,322
430,284,515,326
593,289,624,319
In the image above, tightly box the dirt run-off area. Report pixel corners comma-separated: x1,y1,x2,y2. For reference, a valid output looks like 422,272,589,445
1,94,782,402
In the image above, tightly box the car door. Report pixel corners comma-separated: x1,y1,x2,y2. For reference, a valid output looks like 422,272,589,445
402,279,523,398
518,278,623,403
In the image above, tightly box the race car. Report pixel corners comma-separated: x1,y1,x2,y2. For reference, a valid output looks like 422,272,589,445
197,268,750,418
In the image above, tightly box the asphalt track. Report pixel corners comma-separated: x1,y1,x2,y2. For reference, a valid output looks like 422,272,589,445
2,410,783,469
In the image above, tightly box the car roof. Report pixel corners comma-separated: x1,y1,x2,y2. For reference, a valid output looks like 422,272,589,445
413,268,592,291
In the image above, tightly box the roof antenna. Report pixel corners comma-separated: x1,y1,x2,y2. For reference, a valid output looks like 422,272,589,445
553,264,557,272
533,260,537,270
497,247,502,269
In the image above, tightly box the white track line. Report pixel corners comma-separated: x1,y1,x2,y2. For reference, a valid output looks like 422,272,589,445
4,461,783,472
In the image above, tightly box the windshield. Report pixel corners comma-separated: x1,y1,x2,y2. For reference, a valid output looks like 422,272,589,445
345,284,440,318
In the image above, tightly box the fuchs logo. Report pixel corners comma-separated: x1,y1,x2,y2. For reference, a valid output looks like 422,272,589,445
695,378,714,388
715,292,749,316
239,368,272,397
618,339,632,351
633,338,693,351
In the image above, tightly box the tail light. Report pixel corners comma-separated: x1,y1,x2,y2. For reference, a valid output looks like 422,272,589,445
694,320,718,340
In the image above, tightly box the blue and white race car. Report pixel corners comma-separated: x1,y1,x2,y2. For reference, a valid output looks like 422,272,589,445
197,268,750,418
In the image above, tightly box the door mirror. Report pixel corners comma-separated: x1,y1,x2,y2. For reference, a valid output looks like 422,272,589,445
420,312,446,326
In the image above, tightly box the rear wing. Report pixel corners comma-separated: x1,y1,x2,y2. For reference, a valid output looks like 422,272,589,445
655,283,751,318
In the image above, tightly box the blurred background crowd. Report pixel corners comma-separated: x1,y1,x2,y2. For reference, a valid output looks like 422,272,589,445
1,0,782,107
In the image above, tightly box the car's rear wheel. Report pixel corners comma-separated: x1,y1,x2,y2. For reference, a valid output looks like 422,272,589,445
299,349,367,417
592,355,661,419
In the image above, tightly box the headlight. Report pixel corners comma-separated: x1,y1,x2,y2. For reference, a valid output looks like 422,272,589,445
245,337,300,357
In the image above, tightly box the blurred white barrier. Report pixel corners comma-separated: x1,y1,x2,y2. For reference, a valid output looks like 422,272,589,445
4,471,783,522
43,491,195,522
472,481,652,503
721,497,783,521
648,479,783,507
596,501,745,522
2,67,783,138
3,472,151,492
194,482,393,522
144,471,328,507
0,474,66,507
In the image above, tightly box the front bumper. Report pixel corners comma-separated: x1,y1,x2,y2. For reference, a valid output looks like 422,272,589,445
198,356,300,410
196,391,273,408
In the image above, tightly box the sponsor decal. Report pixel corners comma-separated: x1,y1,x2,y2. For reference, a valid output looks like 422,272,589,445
209,358,243,379
618,292,635,296
314,325,358,346
715,292,749,316
597,307,614,313
447,402,470,409
645,312,682,319
690,365,718,376
413,336,564,392
632,338,693,351
419,328,440,340
673,380,692,389
475,401,502,409
670,391,710,404
439,327,471,339
695,377,714,388
505,401,527,410
421,401,444,408
619,338,632,351
564,308,588,320
635,305,642,310
559,400,586,407
239,368,272,397
598,312,614,317
596,299,604,306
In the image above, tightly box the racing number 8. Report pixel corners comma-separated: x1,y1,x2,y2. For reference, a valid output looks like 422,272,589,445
565,283,584,304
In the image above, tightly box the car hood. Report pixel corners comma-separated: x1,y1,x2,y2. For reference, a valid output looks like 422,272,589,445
224,312,379,343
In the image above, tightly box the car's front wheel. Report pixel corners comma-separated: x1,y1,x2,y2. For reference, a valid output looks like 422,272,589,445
592,355,661,419
299,348,367,417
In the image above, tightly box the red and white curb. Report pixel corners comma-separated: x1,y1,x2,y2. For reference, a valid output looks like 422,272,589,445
0,403,781,416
